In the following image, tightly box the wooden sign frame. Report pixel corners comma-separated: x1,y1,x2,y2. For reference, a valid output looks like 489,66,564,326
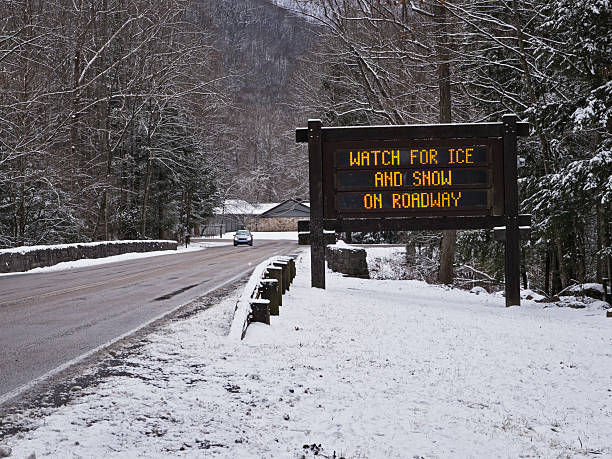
296,115,530,307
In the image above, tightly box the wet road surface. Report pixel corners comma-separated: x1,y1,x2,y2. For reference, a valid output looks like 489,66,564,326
0,239,298,402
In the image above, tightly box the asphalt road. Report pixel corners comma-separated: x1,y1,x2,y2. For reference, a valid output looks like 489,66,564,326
0,239,298,403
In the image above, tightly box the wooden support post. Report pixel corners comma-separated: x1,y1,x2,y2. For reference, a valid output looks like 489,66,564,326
308,119,325,289
284,257,296,282
278,256,296,284
493,225,531,241
285,262,291,290
503,114,521,307
260,279,280,316
290,254,302,280
250,299,270,325
266,267,283,305
274,260,290,292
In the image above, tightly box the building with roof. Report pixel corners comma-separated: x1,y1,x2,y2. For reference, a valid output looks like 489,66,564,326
203,199,310,235
253,199,310,231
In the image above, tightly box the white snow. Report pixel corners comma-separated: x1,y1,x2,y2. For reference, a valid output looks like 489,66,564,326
563,283,605,296
470,286,488,295
2,253,611,458
364,245,404,263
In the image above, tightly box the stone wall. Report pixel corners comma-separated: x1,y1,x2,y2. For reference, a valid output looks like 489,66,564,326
326,246,369,279
245,217,302,232
0,240,178,273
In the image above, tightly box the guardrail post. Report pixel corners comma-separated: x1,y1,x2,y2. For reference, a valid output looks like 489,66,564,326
265,267,284,305
250,299,270,325
288,258,296,281
279,256,297,283
273,261,290,293
260,279,280,316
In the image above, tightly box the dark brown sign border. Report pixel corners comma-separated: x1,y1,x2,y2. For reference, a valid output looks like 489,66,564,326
296,116,530,307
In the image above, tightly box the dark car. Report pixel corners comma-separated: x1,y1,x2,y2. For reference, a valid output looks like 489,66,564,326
233,229,253,246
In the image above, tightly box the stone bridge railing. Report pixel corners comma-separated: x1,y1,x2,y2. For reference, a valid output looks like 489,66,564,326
0,240,178,273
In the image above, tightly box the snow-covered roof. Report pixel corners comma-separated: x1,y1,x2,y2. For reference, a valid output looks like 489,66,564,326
259,199,310,218
215,199,279,216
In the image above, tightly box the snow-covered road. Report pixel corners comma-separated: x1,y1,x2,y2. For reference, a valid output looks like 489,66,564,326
2,253,611,458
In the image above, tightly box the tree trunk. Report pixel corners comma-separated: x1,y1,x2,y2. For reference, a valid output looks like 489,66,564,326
18,172,26,247
158,203,169,240
597,205,603,282
544,248,550,295
511,0,553,174
521,244,528,289
598,204,611,281
185,191,192,235
92,191,107,241
140,102,157,239
552,249,562,294
554,234,569,288
435,2,456,285
572,219,586,283
439,230,456,285
71,0,85,169
140,154,153,238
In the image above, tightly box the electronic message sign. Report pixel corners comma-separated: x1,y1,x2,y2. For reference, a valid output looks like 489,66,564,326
322,140,503,219
296,117,529,306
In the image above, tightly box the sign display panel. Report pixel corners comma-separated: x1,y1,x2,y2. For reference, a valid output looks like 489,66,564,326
336,168,489,190
337,190,489,212
334,146,488,168
326,141,499,218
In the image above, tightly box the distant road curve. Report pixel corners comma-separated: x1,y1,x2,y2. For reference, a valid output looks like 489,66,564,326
0,239,298,404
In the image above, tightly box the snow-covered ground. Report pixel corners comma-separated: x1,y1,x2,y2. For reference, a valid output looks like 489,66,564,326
2,253,611,458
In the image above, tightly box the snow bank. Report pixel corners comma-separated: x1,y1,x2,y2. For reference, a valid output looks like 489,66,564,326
562,283,605,299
